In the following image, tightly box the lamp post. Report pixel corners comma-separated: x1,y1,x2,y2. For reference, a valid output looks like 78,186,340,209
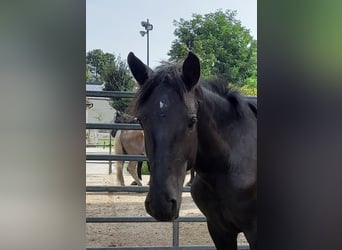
140,18,153,66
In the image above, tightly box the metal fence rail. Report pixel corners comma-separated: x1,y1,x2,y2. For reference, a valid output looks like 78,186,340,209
86,90,254,250
86,186,191,193
86,90,136,98
87,216,207,223
86,123,142,130
87,154,148,162
86,90,256,101
87,246,249,250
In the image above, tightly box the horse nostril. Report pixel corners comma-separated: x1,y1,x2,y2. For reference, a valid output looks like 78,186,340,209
170,199,177,214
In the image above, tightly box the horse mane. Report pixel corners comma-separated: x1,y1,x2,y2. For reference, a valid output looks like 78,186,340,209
198,78,246,118
130,62,246,118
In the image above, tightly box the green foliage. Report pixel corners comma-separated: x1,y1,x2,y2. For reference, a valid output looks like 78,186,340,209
86,49,136,112
238,67,257,96
102,56,136,112
229,80,257,96
237,83,257,96
86,64,91,81
86,49,115,78
169,9,257,88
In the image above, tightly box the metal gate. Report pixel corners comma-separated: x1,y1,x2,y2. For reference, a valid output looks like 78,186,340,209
86,90,253,250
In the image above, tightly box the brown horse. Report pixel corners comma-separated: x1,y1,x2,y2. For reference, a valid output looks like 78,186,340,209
114,129,145,186
112,111,148,186
128,52,257,250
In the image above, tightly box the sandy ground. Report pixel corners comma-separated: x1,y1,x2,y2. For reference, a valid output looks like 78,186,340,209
86,147,247,248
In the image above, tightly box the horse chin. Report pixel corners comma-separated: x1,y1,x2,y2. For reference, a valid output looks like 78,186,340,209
146,209,179,222
151,210,179,222
145,193,181,222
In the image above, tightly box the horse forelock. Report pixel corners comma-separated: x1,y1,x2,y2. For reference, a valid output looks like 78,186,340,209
130,63,189,116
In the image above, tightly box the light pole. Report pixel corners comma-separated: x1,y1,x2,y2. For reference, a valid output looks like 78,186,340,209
140,18,153,66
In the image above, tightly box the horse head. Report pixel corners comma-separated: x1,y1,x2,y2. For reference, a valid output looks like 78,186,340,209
128,52,200,221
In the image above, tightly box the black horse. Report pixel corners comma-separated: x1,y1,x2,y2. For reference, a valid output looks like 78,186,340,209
128,52,257,250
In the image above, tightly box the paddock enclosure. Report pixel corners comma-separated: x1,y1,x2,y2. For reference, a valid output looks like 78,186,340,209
86,90,255,249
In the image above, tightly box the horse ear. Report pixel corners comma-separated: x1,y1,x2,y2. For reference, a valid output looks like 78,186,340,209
127,52,152,86
182,52,200,91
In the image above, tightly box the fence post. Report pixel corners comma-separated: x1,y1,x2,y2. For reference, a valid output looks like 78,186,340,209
109,133,112,174
172,221,179,248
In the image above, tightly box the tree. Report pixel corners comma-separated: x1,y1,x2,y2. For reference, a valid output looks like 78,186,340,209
102,56,136,112
86,49,115,80
86,49,136,111
169,10,257,88
86,64,91,81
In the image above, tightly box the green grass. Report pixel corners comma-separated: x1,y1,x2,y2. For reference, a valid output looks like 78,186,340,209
141,161,149,175
96,139,114,147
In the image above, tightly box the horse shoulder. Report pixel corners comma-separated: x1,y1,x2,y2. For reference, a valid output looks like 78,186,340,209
225,123,256,191
228,157,257,196
191,174,221,216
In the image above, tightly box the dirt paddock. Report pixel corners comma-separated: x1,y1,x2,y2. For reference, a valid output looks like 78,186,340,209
86,151,247,248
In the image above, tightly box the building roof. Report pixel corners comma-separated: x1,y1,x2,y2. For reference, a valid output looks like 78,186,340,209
86,84,103,91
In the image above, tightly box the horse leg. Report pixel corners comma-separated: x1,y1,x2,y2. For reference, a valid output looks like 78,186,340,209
116,160,125,186
207,222,238,250
185,168,195,186
137,161,142,180
127,161,142,186
131,161,143,185
114,130,125,186
146,161,151,185
192,176,238,249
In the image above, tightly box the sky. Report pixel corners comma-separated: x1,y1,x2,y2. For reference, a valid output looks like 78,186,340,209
86,0,257,68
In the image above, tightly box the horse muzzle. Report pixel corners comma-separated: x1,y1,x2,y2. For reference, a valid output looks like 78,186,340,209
145,192,179,221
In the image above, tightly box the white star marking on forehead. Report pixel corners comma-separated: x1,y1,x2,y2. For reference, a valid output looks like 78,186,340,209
159,101,168,110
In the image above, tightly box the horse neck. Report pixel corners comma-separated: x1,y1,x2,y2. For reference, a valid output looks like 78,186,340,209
195,87,240,158
197,87,233,130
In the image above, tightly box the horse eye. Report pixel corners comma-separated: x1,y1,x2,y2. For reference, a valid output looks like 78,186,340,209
188,116,197,128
